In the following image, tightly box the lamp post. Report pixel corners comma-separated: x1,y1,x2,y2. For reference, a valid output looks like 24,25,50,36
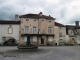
37,18,39,47
59,27,60,45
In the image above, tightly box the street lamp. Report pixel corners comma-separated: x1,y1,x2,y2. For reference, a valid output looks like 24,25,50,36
37,18,39,46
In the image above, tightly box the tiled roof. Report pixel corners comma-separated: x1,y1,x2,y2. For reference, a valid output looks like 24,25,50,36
66,25,80,29
55,22,65,27
0,20,20,24
19,14,55,20
66,25,76,27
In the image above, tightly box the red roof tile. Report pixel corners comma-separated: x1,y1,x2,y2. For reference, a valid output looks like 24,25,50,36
0,20,20,24
55,22,65,27
66,25,80,29
19,14,55,20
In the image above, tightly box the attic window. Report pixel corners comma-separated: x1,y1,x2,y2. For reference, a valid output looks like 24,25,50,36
34,19,36,22
48,20,51,22
42,19,44,22
26,19,29,21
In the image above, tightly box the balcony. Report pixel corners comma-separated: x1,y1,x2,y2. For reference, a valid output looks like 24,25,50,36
21,33,54,36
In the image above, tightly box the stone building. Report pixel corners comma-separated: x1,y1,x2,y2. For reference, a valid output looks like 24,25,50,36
0,15,20,44
19,12,55,46
66,21,80,45
54,22,66,45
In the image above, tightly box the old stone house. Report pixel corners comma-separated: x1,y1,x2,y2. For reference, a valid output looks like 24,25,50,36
54,22,66,45
0,15,20,44
0,12,79,46
19,12,55,46
66,21,80,45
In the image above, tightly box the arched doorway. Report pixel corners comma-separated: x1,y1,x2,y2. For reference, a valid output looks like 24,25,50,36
71,38,75,45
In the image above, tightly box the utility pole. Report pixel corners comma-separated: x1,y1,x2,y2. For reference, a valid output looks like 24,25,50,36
37,18,39,47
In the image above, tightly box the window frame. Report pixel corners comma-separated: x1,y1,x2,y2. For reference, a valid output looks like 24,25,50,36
59,32,62,37
42,19,44,22
25,26,29,33
48,20,51,22
34,19,37,22
48,27,52,33
33,26,37,33
26,19,29,21
8,26,13,34
60,39,62,43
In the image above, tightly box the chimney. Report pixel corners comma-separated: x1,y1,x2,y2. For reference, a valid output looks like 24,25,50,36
75,21,79,27
15,14,18,21
49,15,51,17
39,12,42,16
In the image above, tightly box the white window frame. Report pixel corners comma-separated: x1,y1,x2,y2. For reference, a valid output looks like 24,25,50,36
8,25,13,34
33,26,37,33
48,27,52,33
25,26,29,33
59,32,62,37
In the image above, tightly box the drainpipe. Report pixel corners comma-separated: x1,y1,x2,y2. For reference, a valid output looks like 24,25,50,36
59,27,60,45
1,24,3,43
37,18,39,47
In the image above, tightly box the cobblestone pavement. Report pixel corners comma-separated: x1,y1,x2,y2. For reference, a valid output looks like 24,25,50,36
0,46,80,60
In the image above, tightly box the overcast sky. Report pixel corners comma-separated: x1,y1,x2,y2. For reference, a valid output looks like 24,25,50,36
0,0,80,25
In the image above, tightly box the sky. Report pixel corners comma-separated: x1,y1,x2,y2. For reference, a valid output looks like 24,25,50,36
0,0,80,25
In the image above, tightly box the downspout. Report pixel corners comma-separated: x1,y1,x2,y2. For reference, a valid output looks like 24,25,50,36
1,24,3,43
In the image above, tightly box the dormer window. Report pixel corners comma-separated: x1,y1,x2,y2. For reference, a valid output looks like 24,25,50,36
26,19,29,21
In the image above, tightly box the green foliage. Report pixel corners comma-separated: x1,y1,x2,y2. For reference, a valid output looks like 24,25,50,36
64,43,74,46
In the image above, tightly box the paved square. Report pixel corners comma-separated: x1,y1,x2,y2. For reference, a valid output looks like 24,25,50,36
0,46,80,60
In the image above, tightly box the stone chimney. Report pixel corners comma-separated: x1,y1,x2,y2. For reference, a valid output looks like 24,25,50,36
39,12,43,16
15,14,18,21
75,21,79,27
49,15,51,17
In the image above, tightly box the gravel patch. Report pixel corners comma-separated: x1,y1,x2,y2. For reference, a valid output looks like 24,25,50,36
0,48,52,57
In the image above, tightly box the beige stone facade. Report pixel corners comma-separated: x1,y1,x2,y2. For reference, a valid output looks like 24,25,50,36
19,12,55,46
54,25,66,45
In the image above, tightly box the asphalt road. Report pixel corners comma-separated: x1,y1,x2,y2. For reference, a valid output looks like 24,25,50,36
0,46,80,60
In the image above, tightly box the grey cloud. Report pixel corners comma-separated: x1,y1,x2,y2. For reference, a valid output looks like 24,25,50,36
0,0,80,25
69,13,80,24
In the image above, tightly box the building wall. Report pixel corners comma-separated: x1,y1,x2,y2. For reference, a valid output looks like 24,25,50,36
20,18,54,34
20,18,55,45
66,28,80,45
54,26,66,45
0,24,20,43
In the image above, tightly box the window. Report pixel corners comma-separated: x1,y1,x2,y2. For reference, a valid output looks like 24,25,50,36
48,27,52,33
60,39,62,43
33,26,36,33
59,27,61,29
34,19,36,22
48,20,51,22
2,37,6,41
26,19,29,21
25,26,29,33
59,32,62,37
42,19,44,22
8,25,13,34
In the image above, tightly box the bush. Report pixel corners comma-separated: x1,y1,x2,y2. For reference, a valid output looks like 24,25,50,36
64,44,74,46
3,41,9,46
3,38,16,46
0,43,1,46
